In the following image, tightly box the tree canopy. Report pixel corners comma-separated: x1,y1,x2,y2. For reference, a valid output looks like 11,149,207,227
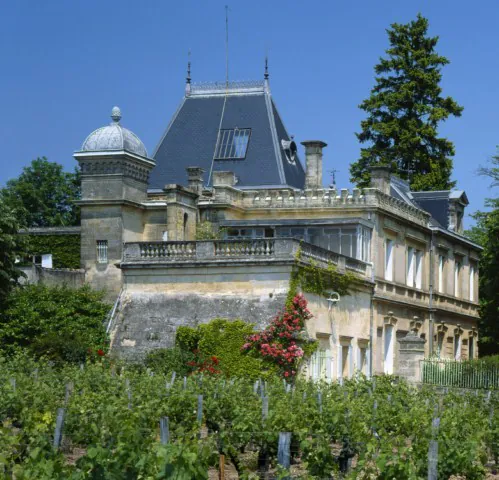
0,199,25,304
350,14,463,191
466,156,499,356
1,157,80,228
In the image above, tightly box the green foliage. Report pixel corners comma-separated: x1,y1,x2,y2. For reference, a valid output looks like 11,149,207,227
0,359,496,478
466,155,499,356
286,248,358,307
350,14,463,191
22,234,81,269
0,284,109,361
0,157,80,228
195,221,225,240
0,199,26,305
144,347,195,377
176,319,272,379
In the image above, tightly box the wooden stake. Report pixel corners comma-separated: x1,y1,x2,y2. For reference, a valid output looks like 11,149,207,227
219,454,225,480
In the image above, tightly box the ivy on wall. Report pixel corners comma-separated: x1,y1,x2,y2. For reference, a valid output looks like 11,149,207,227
24,234,81,269
286,248,359,307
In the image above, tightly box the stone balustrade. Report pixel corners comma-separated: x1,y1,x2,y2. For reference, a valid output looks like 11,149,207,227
201,186,430,227
122,238,372,279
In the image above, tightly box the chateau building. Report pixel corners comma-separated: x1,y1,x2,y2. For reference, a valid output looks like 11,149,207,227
68,66,481,380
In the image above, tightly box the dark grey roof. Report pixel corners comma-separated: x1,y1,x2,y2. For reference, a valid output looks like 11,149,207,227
150,81,305,189
411,190,468,230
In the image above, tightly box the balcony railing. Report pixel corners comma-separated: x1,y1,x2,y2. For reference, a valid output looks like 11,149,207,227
122,238,371,279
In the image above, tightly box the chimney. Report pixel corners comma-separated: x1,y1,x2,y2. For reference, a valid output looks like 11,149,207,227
370,166,391,195
186,167,205,195
301,140,327,189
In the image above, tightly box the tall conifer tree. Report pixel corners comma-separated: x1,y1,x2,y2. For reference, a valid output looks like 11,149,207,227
350,14,463,191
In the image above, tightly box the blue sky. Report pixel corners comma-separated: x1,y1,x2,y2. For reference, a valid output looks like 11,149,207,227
1,0,498,227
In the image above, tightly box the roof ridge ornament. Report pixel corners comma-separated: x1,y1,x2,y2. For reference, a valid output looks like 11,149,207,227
111,106,122,124
186,51,192,96
264,56,270,94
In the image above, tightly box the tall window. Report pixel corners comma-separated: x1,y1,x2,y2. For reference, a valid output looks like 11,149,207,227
385,239,394,281
454,334,462,360
438,255,445,293
214,128,251,159
406,247,422,288
469,265,475,302
384,324,394,374
96,240,108,264
454,261,461,297
469,336,475,360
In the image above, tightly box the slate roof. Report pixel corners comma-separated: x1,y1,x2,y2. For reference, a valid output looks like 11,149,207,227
151,81,305,189
389,175,469,230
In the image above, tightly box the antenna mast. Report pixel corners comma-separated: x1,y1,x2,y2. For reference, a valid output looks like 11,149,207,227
225,5,229,90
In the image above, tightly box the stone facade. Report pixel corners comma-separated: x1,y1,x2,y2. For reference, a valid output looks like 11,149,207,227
65,88,481,383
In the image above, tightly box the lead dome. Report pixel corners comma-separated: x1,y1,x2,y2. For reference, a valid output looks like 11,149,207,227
81,107,148,158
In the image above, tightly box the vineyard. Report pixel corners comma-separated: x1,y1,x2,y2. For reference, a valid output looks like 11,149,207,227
1,355,498,479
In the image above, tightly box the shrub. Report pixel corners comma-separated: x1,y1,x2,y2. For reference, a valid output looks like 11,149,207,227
176,319,274,379
144,347,195,377
0,284,109,361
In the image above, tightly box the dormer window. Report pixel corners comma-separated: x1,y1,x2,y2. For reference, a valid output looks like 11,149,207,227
214,128,251,159
281,139,297,164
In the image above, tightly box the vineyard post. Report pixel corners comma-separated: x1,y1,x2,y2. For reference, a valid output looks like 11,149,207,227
160,417,169,445
9,378,15,392
53,407,66,449
125,379,132,409
64,382,74,406
253,380,259,395
427,416,440,480
171,371,176,386
80,363,84,371
33,368,38,382
183,376,187,390
197,395,203,424
262,396,269,421
317,392,323,414
277,432,292,471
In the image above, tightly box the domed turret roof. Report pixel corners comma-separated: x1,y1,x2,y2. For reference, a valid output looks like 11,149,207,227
81,107,148,157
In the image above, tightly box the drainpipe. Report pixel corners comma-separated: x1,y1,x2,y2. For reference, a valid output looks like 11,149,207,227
428,230,435,356
369,279,375,379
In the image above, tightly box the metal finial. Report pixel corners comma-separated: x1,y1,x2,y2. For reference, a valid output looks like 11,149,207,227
111,106,121,123
186,50,191,84
264,56,269,80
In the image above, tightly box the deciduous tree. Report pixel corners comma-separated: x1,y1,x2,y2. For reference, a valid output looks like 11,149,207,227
1,157,80,227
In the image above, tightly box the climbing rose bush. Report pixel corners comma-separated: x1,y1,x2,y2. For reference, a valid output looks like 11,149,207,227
242,293,312,378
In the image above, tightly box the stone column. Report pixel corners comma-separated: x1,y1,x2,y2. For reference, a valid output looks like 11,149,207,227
301,140,327,189
186,167,205,195
397,331,426,384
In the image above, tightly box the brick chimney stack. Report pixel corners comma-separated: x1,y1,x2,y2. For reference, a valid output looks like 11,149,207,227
301,140,327,189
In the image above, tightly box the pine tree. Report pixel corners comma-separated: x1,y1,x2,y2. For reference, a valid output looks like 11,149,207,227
350,14,463,191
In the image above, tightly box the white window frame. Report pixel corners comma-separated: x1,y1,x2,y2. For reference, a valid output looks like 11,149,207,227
469,265,475,302
406,247,415,287
385,239,394,281
454,261,461,297
438,255,445,293
96,240,108,264
454,334,462,360
414,250,423,289
384,324,395,375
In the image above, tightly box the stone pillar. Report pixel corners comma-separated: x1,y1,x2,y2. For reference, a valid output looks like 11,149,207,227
370,166,391,195
186,167,205,195
397,331,426,384
301,140,327,189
